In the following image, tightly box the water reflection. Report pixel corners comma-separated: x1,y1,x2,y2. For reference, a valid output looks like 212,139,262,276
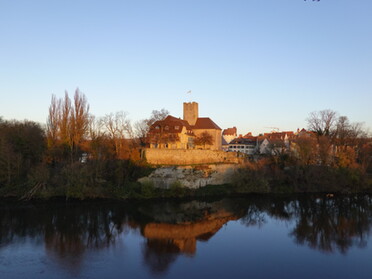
290,196,372,253
238,195,372,254
1,195,372,276
140,200,242,274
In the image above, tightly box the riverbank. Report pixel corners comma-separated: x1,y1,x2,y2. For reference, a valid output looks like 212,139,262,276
1,174,371,202
0,157,371,201
0,182,238,201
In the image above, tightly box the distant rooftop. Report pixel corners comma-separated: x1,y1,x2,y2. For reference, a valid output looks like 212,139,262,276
223,127,237,136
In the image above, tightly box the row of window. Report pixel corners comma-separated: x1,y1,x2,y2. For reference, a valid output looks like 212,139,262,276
155,125,180,130
229,145,256,149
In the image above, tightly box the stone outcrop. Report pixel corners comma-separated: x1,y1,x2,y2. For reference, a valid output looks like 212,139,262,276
138,164,237,189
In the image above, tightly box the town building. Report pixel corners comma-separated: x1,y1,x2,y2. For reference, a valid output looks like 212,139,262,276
228,136,258,155
228,135,271,155
222,127,237,151
147,102,222,150
222,127,237,144
227,130,298,156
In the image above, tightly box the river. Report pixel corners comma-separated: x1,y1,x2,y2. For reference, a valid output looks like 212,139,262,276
1,195,372,279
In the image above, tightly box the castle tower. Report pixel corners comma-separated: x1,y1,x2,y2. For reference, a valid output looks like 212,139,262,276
183,102,198,126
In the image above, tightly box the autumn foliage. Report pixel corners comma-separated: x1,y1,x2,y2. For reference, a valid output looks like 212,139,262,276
0,96,371,199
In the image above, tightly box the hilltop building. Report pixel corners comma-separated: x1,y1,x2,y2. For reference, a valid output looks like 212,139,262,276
147,102,222,150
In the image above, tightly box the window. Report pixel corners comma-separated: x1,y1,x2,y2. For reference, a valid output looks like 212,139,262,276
175,126,179,130
155,126,160,130
164,126,169,130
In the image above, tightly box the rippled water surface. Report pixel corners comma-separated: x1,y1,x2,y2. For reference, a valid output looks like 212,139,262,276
1,195,372,279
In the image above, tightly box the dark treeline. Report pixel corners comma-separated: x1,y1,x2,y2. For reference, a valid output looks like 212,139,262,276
0,90,371,199
0,89,159,199
0,118,46,190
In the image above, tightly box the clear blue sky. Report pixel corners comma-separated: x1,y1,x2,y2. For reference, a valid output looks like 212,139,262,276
1,0,371,135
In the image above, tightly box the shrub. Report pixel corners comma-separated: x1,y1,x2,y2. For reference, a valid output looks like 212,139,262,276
231,165,270,194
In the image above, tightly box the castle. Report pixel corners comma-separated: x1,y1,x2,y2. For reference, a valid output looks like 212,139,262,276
147,102,222,150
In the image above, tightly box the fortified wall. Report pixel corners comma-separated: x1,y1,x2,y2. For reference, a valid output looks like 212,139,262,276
144,148,240,165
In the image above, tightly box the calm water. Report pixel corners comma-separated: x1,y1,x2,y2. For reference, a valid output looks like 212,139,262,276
1,195,372,279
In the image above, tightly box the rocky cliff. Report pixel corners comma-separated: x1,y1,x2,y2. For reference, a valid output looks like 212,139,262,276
138,164,238,189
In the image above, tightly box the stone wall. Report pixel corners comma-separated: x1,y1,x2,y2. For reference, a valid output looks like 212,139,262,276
144,148,240,165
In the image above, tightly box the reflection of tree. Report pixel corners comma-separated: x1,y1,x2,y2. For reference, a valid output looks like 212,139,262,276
240,196,296,227
238,195,372,254
290,196,372,253
1,196,372,276
43,205,122,273
0,199,245,276
0,202,131,275
240,204,266,227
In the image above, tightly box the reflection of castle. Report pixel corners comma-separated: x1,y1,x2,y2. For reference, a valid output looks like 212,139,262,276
147,102,222,150
142,209,238,255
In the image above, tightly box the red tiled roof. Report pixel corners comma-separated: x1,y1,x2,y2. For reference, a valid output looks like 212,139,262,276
192,117,221,130
230,137,256,145
149,115,193,134
263,131,295,140
149,115,221,137
163,115,192,129
243,136,257,140
223,127,237,136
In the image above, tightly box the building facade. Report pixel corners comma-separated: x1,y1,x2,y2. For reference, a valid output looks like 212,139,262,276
147,102,222,150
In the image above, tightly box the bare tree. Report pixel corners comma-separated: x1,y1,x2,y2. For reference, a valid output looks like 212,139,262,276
46,89,90,162
148,109,169,125
134,120,149,147
60,91,72,145
306,110,339,166
148,131,180,148
292,137,317,165
134,109,169,147
307,109,338,137
317,135,333,166
100,111,132,159
71,89,90,154
335,116,367,149
46,94,60,149
194,131,213,149
87,115,103,141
